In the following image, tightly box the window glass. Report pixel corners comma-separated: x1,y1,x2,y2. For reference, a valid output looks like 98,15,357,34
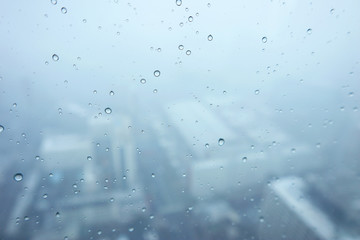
1,0,360,239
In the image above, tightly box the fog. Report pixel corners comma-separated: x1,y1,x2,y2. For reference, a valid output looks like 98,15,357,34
1,0,360,239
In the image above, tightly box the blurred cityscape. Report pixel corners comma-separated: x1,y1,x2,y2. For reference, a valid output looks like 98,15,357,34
0,94,359,240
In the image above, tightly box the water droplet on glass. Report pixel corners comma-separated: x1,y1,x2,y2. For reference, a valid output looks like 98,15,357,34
154,70,161,77
186,50,191,55
0,125,4,133
205,143,209,148
128,227,134,232
56,212,60,217
151,173,155,178
254,89,260,95
140,78,146,84
83,19,87,23
61,7,67,14
87,156,92,161
109,91,115,96
291,148,296,153
307,28,312,35
153,89,158,93
104,107,112,114
142,207,146,212
14,173,23,182
178,45,184,50
176,0,182,6
207,34,213,41
262,37,267,43
188,16,193,22
242,157,247,163
52,54,59,61
49,173,53,177
43,194,48,199
218,138,225,146
51,0,57,5
259,216,264,222
24,216,30,221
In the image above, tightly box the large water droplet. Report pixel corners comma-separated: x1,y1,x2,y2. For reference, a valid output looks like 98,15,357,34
14,173,23,182
262,37,267,43
104,107,112,114
176,0,182,6
218,138,225,146
207,34,213,41
61,7,67,14
52,54,59,61
154,70,161,77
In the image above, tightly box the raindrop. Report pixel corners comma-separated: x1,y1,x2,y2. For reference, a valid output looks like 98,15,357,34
307,28,312,35
262,37,267,43
87,156,92,161
242,157,247,163
82,19,87,23
218,138,225,146
0,125,4,133
128,227,134,232
56,212,60,217
104,107,112,114
43,194,48,199
14,173,23,182
207,34,213,41
153,89,158,93
154,70,161,77
151,173,155,178
176,0,182,6
142,207,146,212
291,148,296,153
205,143,209,148
61,7,67,14
49,173,53,177
51,0,57,5
186,50,191,55
109,91,115,96
24,216,30,221
254,89,260,95
178,45,184,50
52,54,59,61
140,78,146,84
188,16,193,22
259,216,265,222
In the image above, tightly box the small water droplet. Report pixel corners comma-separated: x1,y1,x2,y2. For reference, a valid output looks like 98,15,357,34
176,0,182,6
153,89,158,93
188,16,193,22
207,34,213,41
218,138,225,146
291,148,296,153
51,0,57,5
330,8,335,14
0,125,4,133
262,37,267,43
49,173,53,177
82,19,87,23
35,156,40,160
254,89,260,95
109,91,115,96
104,107,112,114
259,216,265,222
43,194,48,199
205,143,209,148
154,70,161,77
52,54,59,61
128,227,134,232
61,7,67,14
87,156,92,161
151,173,155,178
24,216,30,221
307,28,312,35
186,50,191,55
56,212,60,217
14,173,23,182
140,78,146,84
141,207,146,212
242,157,247,163
178,45,184,50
